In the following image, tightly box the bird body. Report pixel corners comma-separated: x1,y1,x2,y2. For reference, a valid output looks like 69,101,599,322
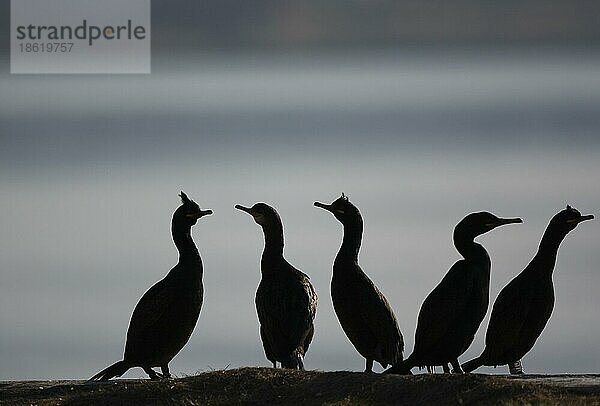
387,211,522,375
123,264,203,369
411,252,490,368
256,257,317,368
473,270,554,368
331,263,403,370
89,192,211,381
315,194,403,372
463,206,593,374
236,203,317,369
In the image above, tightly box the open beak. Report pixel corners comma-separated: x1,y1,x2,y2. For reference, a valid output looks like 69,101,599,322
567,214,594,224
235,204,254,216
314,201,333,211
491,217,523,227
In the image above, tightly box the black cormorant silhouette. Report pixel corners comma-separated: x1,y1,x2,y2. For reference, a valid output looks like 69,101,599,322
462,206,593,374
387,211,522,375
88,192,212,381
314,193,404,372
235,202,317,369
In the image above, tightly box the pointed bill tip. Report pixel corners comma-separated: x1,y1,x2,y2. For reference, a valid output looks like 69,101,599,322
507,217,523,224
235,204,252,214
314,201,330,210
496,217,523,226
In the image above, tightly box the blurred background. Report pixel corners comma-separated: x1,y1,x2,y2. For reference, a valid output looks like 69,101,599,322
1,1,599,379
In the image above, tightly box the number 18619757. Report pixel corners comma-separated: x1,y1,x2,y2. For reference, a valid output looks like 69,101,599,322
19,42,74,52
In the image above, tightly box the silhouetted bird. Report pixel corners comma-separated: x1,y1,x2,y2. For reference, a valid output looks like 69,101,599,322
235,203,317,369
463,206,593,374
314,194,404,372
387,211,522,375
88,192,212,381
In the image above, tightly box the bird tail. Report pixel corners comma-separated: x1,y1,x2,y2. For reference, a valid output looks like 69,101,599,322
461,356,483,373
385,355,414,375
87,360,131,382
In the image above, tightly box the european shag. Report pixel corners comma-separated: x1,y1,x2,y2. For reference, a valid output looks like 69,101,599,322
88,192,212,381
235,203,317,370
314,194,404,373
387,211,522,375
462,206,593,374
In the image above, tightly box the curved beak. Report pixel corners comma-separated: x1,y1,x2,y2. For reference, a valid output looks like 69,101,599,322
235,204,253,215
493,217,523,227
314,201,332,211
568,214,594,224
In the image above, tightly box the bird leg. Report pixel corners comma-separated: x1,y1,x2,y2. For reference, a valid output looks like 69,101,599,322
451,359,464,374
143,367,161,380
442,364,451,374
365,359,374,373
508,360,524,375
161,364,171,379
296,354,305,371
272,361,277,368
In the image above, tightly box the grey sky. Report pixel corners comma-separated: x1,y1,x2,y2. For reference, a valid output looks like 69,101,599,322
1,2,599,380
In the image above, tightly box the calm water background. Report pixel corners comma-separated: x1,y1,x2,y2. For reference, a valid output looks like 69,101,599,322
1,50,599,379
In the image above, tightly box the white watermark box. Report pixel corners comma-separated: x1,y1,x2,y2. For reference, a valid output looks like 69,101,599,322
11,0,151,74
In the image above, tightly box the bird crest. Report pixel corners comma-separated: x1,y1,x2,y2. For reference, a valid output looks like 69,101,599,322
179,191,191,204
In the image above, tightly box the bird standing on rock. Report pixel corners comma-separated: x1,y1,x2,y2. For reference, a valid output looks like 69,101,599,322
315,193,404,373
88,192,212,381
462,206,593,374
387,211,522,375
236,202,317,370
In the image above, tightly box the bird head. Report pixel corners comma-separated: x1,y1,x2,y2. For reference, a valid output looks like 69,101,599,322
174,191,212,226
455,211,523,239
314,193,361,226
235,202,282,229
548,205,594,235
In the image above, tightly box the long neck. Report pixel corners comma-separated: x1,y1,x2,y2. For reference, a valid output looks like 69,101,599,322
531,226,567,275
261,222,284,257
336,220,363,264
172,221,200,264
454,229,487,263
